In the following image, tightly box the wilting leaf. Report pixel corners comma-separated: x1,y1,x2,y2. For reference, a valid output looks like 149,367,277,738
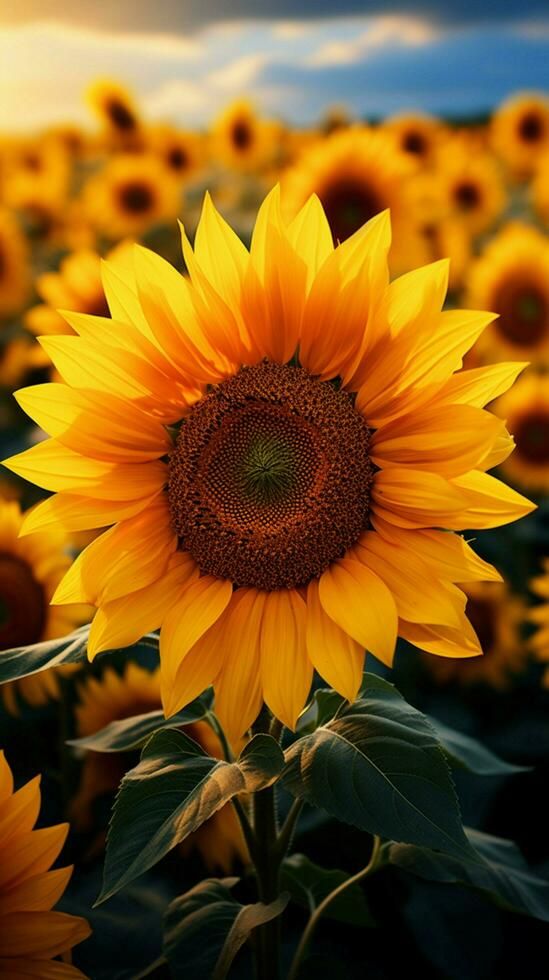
98,731,284,904
387,827,549,921
427,717,528,776
68,690,213,753
164,878,289,980
280,853,375,926
283,674,472,859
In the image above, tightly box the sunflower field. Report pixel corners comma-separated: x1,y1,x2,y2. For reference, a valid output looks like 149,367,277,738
1,51,549,980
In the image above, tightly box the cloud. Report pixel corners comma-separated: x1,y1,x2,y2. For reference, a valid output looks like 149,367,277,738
306,15,439,66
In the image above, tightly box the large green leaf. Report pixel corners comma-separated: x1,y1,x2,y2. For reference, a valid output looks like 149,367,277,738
98,730,284,904
427,717,528,776
282,674,472,859
387,827,549,921
164,878,289,980
68,690,213,753
280,853,375,926
0,624,159,683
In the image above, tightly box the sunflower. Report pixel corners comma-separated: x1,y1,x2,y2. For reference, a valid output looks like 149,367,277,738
0,338,46,390
421,580,528,690
83,155,181,240
493,372,549,493
210,100,278,173
281,127,427,273
1,136,70,215
465,223,549,363
0,210,29,319
0,749,90,975
71,663,247,870
86,79,143,149
491,92,549,178
383,112,446,167
430,139,506,236
26,243,132,339
148,125,205,183
0,500,85,715
418,216,471,292
528,559,549,673
6,190,535,741
532,153,549,226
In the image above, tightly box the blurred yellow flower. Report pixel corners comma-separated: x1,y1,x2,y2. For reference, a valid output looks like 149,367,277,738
0,750,90,975
0,500,86,715
210,99,279,173
82,154,181,239
431,138,506,236
71,663,248,871
422,580,528,690
148,124,205,183
383,112,447,167
528,559,549,676
0,210,30,319
86,79,143,149
491,91,549,178
466,222,549,363
494,372,549,493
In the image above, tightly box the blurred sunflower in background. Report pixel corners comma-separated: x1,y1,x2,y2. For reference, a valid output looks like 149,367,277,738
0,210,30,319
491,91,549,178
86,79,143,150
494,372,549,493
148,125,205,184
0,749,90,975
282,127,427,272
82,154,181,239
383,112,447,167
71,663,247,870
466,223,549,363
5,191,534,741
210,99,278,173
529,559,549,682
0,500,86,715
422,579,528,690
430,138,506,236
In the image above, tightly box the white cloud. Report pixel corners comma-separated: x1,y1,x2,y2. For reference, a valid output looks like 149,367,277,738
307,15,439,66
207,53,269,91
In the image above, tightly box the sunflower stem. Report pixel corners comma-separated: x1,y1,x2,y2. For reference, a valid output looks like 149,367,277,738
251,706,283,980
286,835,383,980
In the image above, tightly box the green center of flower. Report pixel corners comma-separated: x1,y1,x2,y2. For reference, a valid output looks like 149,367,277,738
168,360,373,591
0,553,46,650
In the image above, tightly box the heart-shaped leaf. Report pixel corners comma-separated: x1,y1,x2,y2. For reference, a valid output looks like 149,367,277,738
280,853,375,926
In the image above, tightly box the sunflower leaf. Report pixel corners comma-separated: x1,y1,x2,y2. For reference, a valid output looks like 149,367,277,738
163,878,289,980
97,730,284,905
387,827,549,921
67,690,213,753
280,853,375,926
282,674,473,859
426,717,529,776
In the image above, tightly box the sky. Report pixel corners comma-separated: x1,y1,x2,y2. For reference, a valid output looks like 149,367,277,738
0,2,547,131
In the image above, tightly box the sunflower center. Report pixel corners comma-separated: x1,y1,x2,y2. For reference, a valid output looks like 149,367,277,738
514,411,549,464
107,99,137,132
518,111,544,143
402,130,426,155
119,181,154,215
466,596,496,656
232,120,252,151
168,360,373,591
493,279,548,347
454,180,481,212
0,554,46,650
167,147,188,172
320,178,383,245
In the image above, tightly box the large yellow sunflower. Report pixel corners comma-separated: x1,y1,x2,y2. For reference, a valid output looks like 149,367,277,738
5,191,535,740
0,209,30,319
465,222,549,363
82,155,181,240
0,749,90,976
71,663,247,871
493,372,549,493
422,580,528,690
491,92,549,179
281,127,426,273
0,500,85,715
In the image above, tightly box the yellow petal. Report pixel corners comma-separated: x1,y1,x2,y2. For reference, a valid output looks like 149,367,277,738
438,362,529,407
318,558,397,667
0,911,90,959
306,579,364,702
372,516,502,583
372,467,467,528
449,471,536,529
0,865,72,915
286,194,333,291
260,589,312,730
213,588,266,740
0,776,41,844
20,490,160,536
399,617,482,659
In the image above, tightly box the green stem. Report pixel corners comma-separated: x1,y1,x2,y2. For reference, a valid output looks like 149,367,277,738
253,783,281,980
287,835,383,980
274,798,304,861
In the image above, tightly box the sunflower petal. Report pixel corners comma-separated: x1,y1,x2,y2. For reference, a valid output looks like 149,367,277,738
318,558,397,667
306,579,364,701
260,589,312,730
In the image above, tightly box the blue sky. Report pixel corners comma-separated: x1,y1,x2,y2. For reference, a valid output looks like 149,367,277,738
0,4,547,130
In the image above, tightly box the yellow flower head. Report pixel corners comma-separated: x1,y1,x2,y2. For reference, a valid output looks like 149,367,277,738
210,99,278,173
430,138,506,236
383,112,447,167
0,500,85,715
0,209,30,319
148,124,205,183
281,126,427,273
71,664,247,871
422,580,528,690
529,559,549,674
532,152,549,226
491,91,549,178
466,222,549,363
83,154,181,240
6,190,535,740
494,372,549,493
0,749,90,973
86,79,143,149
